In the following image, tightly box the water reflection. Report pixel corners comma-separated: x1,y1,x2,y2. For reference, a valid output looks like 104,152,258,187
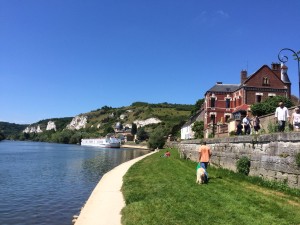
82,148,149,183
0,141,149,225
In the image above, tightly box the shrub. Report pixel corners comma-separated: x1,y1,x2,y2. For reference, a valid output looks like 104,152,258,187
267,121,278,133
251,95,294,116
229,131,236,136
136,127,149,141
192,121,204,139
147,127,166,149
236,156,251,175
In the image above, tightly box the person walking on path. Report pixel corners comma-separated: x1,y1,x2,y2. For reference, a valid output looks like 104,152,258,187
253,115,261,134
242,114,252,135
291,107,300,131
198,141,212,180
236,121,243,135
275,101,290,132
198,141,211,169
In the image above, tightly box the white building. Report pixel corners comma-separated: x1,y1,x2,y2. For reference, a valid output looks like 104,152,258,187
181,110,203,140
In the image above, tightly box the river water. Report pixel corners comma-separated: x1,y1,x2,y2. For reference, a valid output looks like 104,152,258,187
0,141,149,225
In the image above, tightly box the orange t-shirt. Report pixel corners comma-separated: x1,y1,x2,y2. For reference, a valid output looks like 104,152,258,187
199,145,211,162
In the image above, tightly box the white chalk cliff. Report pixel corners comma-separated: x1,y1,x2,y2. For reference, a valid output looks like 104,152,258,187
23,125,43,133
133,118,162,127
66,116,87,130
46,121,57,131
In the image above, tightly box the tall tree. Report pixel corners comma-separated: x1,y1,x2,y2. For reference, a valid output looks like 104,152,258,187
131,123,137,135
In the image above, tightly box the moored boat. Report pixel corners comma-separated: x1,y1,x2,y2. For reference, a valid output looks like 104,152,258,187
81,137,121,148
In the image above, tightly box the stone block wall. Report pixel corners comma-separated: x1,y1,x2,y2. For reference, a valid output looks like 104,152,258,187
170,133,300,189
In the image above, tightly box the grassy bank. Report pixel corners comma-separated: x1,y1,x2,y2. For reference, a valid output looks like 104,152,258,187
121,149,300,225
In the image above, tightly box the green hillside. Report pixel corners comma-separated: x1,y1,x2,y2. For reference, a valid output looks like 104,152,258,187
84,102,193,136
1,102,194,144
0,122,28,139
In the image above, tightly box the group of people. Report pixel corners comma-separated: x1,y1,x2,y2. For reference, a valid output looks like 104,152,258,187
275,101,300,132
236,114,261,135
236,101,300,135
191,101,300,186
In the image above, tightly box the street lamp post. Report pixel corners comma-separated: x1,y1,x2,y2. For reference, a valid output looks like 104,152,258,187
278,48,300,104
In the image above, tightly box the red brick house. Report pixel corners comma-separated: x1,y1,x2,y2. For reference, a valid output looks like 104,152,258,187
203,63,291,137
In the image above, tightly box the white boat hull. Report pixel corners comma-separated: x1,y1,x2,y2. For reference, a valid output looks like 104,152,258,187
81,138,121,148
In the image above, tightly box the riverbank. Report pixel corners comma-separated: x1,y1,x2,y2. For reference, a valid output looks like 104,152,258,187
121,144,149,150
74,151,155,225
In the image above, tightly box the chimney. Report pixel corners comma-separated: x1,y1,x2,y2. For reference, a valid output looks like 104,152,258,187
241,70,247,84
271,62,281,79
216,82,223,84
271,62,281,71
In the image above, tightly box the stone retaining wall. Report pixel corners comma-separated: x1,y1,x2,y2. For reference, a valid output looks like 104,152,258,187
168,132,300,189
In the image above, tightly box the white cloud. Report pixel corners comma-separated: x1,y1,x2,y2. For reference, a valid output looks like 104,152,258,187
194,9,229,25
216,10,229,18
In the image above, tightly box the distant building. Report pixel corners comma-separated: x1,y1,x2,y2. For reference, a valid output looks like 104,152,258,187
181,109,204,140
203,63,291,137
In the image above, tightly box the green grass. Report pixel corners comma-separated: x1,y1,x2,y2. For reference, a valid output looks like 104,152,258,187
121,149,300,225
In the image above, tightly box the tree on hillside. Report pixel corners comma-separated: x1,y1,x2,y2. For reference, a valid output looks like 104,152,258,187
0,132,5,141
191,99,204,116
251,96,294,116
170,120,186,138
103,126,115,136
192,121,204,139
136,127,148,141
131,123,137,135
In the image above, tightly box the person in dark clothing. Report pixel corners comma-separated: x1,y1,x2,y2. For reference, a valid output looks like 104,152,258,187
253,115,261,134
236,121,243,135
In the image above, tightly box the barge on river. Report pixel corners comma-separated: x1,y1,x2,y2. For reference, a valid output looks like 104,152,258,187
81,137,121,148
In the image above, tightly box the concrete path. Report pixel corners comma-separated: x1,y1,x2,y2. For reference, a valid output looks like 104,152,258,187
74,151,155,225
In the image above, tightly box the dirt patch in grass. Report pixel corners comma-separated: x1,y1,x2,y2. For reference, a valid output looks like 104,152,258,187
242,183,300,207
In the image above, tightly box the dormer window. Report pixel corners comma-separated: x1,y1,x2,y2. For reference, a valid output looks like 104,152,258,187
262,77,270,86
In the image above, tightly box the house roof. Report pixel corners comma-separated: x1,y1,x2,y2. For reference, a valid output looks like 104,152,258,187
206,83,240,93
243,64,290,85
232,104,250,113
182,109,203,127
205,63,291,97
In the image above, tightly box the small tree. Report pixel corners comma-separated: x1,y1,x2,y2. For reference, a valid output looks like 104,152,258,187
136,127,148,141
192,121,204,139
148,127,166,149
131,123,137,135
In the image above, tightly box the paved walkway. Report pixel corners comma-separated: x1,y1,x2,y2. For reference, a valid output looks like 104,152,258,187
74,151,155,225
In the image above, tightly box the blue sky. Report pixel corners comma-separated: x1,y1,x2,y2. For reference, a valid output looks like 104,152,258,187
1,0,300,124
